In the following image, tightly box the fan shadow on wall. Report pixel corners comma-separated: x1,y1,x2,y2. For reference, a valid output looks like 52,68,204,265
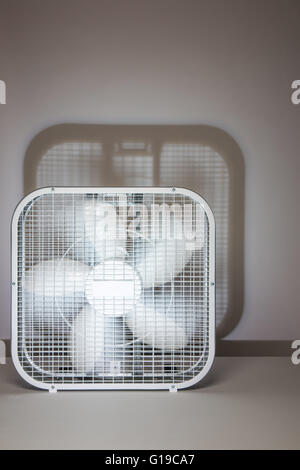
24,124,244,338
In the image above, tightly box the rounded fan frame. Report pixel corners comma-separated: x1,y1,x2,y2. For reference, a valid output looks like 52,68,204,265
11,187,215,391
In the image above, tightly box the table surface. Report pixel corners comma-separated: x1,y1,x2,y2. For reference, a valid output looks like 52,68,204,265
0,357,299,450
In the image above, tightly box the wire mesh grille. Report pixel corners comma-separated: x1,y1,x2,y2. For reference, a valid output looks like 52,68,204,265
159,144,228,328
112,141,153,186
37,142,105,187
15,189,213,387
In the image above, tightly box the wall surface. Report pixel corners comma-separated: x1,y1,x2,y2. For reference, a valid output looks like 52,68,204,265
0,0,299,339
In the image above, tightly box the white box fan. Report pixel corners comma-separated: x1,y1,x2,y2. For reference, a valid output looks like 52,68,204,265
11,187,215,391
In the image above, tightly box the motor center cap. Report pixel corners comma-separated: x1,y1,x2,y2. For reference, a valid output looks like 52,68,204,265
85,259,142,315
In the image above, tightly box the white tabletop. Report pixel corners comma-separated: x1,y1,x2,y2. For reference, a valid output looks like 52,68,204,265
0,357,299,449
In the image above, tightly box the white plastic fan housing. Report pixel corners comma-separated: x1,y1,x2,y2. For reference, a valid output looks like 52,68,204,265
11,187,215,391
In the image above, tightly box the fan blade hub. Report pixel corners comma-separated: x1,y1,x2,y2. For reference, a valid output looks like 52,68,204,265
85,259,142,316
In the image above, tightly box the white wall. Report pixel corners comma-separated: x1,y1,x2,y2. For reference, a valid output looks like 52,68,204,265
0,0,299,339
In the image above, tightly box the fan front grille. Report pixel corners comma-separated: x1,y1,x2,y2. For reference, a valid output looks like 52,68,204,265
13,188,215,389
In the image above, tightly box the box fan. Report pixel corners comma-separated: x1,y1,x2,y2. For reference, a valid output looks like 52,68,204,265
11,187,215,391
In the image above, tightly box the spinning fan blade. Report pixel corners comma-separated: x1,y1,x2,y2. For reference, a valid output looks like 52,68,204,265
24,258,90,326
64,200,127,265
132,205,203,287
70,304,129,375
125,290,196,350
134,239,193,288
